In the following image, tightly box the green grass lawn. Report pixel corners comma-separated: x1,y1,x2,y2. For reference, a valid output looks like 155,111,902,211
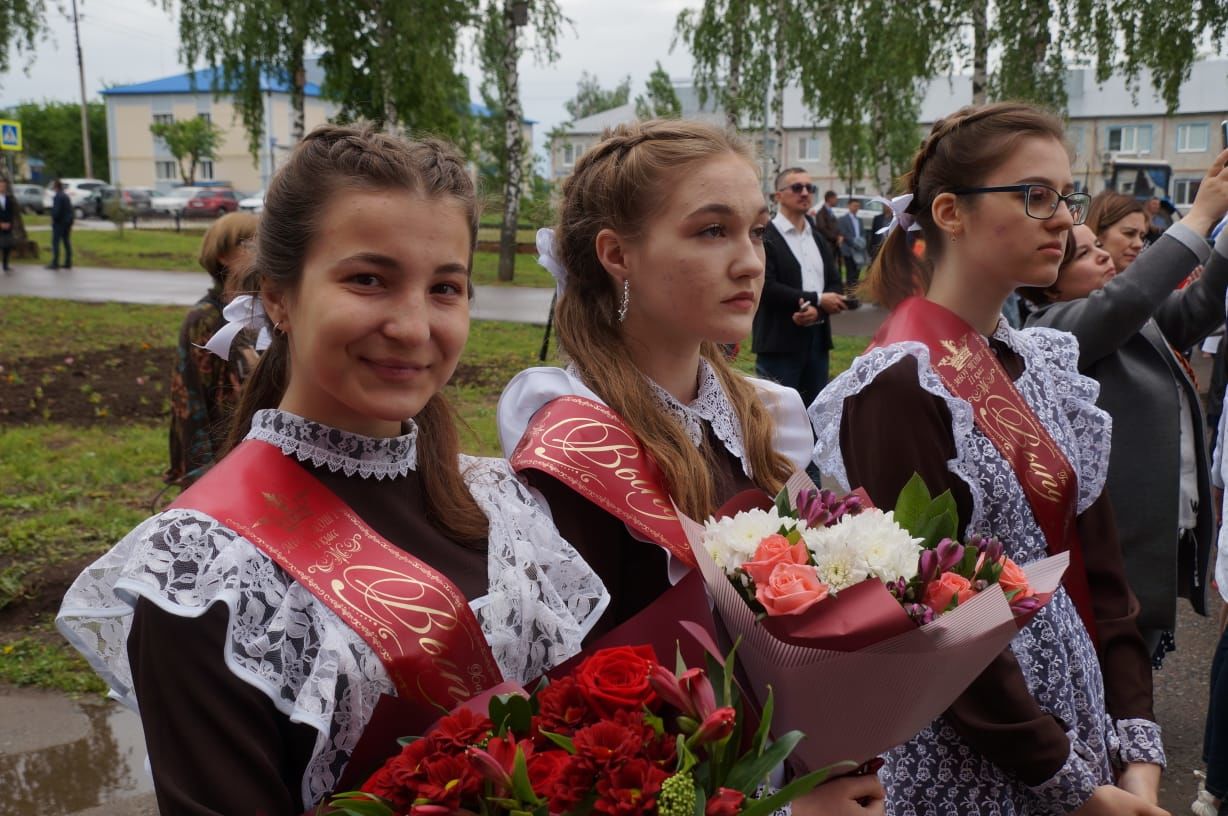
0,294,867,693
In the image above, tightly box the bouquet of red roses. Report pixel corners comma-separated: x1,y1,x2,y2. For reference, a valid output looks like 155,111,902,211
326,644,843,816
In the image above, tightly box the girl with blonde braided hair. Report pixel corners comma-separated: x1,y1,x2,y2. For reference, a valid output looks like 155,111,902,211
498,119,886,814
811,102,1164,814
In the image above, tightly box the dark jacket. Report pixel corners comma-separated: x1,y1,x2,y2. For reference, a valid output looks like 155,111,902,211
0,191,14,231
1027,224,1228,630
814,204,841,247
51,190,74,227
752,216,843,354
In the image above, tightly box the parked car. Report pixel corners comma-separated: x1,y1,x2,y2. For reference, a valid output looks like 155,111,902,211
183,187,240,218
121,186,155,214
14,183,44,214
829,195,883,233
150,186,204,216
42,178,108,219
238,189,265,214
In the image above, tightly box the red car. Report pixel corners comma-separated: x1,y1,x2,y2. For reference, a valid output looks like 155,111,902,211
183,188,240,218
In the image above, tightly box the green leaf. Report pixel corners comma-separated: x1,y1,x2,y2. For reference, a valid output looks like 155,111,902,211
510,747,539,804
892,474,932,534
751,686,775,757
774,483,793,515
738,765,854,816
539,730,577,754
396,734,422,747
723,731,804,794
506,693,534,735
692,781,706,816
325,792,396,816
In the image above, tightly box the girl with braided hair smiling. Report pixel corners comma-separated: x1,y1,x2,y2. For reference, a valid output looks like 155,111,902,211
810,102,1165,814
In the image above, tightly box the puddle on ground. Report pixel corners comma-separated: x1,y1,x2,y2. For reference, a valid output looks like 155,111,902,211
0,698,152,812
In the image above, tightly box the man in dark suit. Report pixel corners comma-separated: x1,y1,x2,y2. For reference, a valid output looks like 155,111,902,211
752,167,846,407
48,179,73,270
836,198,868,290
814,189,842,250
0,178,15,271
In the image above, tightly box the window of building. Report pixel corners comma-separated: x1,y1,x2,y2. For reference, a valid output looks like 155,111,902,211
1173,178,1201,207
561,143,576,167
152,113,174,127
1106,124,1152,154
798,136,821,161
198,160,214,180
155,161,177,180
1176,123,1209,153
1067,125,1085,159
197,112,212,124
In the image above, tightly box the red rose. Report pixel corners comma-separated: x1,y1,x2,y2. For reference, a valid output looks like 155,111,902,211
430,707,493,752
923,572,976,615
706,787,746,816
574,645,659,716
535,675,596,737
594,758,668,816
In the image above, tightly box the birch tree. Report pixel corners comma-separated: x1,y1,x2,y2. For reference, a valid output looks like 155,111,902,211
0,0,48,88
674,0,776,131
479,0,566,282
635,63,682,120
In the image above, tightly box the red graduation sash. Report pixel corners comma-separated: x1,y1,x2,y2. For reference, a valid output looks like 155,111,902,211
170,439,503,712
871,297,1099,644
510,395,697,568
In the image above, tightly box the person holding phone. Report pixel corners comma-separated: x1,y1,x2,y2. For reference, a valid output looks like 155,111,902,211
752,167,847,406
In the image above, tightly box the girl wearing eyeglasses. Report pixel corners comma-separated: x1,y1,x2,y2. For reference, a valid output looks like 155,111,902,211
810,102,1166,815
1023,154,1228,666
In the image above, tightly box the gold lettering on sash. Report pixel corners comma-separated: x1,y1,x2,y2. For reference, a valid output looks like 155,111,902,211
531,416,676,521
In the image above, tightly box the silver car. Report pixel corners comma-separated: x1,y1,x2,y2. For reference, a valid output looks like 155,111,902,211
14,183,45,214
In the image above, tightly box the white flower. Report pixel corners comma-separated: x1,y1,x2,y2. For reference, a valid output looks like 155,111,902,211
801,509,922,591
702,507,797,572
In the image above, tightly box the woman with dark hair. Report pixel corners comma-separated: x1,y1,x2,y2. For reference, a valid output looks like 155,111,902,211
497,119,884,814
1023,153,1228,663
810,102,1164,814
57,125,607,816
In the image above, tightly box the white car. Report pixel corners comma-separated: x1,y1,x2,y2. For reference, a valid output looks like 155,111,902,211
238,189,265,213
150,186,205,216
43,178,108,219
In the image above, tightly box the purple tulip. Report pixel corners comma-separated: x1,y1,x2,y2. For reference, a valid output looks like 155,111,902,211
917,549,940,584
983,537,1005,564
936,538,965,572
1010,596,1043,616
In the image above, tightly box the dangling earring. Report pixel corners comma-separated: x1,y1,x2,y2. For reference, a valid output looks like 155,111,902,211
617,279,631,323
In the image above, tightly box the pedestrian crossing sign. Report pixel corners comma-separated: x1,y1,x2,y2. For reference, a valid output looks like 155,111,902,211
0,120,21,151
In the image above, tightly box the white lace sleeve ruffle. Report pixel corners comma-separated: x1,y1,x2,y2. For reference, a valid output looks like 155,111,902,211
57,461,610,808
462,454,610,683
1023,729,1101,815
749,376,814,473
496,366,602,458
808,341,987,532
1012,326,1112,513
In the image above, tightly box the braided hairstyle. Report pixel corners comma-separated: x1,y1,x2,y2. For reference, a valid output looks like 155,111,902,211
554,119,794,521
860,102,1068,309
223,123,489,545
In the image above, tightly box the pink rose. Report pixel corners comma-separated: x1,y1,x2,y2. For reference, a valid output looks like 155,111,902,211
923,572,976,615
754,563,829,616
742,534,810,586
998,558,1034,600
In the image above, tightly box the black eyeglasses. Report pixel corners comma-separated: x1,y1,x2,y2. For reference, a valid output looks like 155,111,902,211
951,184,1091,225
779,182,818,196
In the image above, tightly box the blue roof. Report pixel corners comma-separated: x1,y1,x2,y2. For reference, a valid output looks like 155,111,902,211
103,67,323,97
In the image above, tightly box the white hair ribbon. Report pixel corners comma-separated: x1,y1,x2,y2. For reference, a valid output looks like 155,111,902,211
199,294,273,359
872,193,922,236
536,227,567,296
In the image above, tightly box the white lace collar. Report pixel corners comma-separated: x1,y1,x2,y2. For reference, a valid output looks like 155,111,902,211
245,408,418,480
643,359,751,477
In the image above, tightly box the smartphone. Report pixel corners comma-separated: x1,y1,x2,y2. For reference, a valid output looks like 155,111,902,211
1222,120,1228,150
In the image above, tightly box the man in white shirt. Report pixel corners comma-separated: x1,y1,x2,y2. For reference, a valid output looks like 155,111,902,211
751,167,846,406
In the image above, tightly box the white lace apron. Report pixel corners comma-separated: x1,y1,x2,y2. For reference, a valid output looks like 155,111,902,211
810,323,1164,815
56,409,610,808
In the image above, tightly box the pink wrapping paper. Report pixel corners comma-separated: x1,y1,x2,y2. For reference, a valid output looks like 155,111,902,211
680,504,1070,772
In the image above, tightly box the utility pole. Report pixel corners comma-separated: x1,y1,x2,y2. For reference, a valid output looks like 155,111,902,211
71,0,94,179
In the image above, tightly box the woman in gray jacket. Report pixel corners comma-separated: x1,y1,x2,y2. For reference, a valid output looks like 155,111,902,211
1024,149,1228,664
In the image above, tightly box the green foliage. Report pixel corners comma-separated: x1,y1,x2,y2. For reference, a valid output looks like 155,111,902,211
891,474,959,549
673,0,776,129
635,61,683,120
564,71,632,120
0,0,48,86
149,117,224,185
0,100,109,181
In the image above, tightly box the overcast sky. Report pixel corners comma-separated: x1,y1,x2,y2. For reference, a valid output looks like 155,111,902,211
0,0,700,156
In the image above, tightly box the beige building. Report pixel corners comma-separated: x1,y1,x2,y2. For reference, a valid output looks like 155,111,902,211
103,67,338,193
551,60,1228,212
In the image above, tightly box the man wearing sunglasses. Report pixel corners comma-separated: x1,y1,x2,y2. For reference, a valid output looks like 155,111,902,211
752,167,847,408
